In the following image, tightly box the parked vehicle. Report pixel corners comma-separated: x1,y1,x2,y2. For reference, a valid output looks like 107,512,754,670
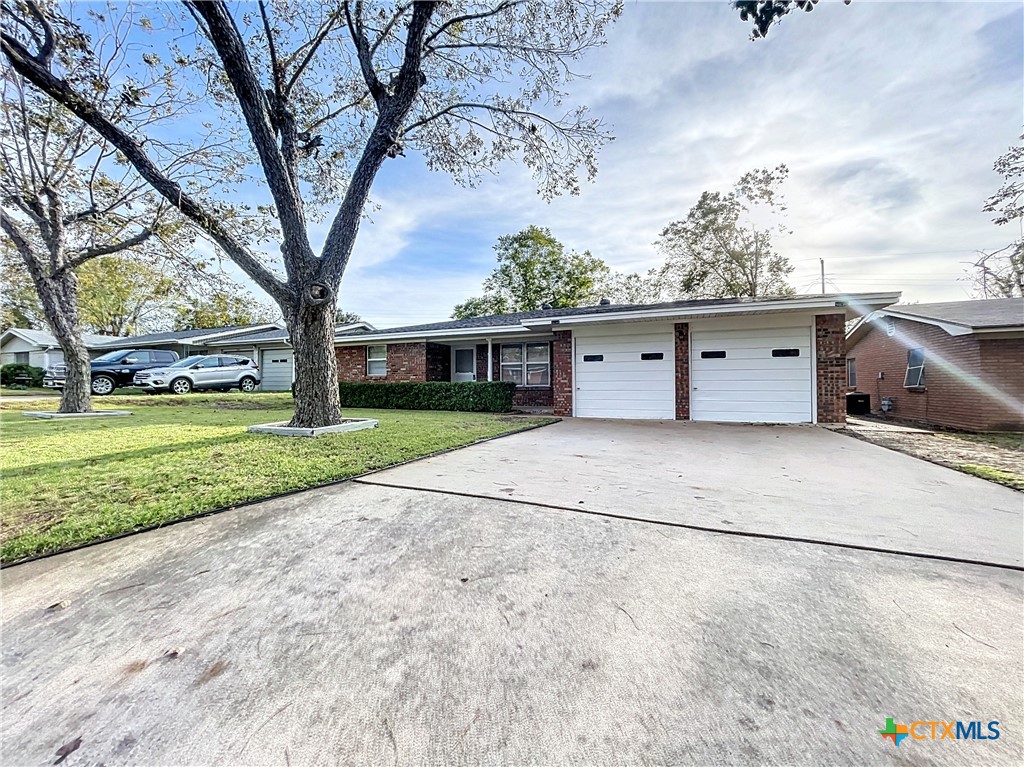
132,355,261,394
44,349,179,395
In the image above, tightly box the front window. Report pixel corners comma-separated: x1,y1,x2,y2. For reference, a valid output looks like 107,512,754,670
14,352,29,364
367,345,387,376
500,343,550,387
847,358,857,388
904,348,925,388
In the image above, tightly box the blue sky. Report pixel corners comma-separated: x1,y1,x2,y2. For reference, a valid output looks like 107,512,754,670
230,1,1022,327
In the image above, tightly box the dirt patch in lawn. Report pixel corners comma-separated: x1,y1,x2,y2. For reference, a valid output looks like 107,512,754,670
845,417,1024,491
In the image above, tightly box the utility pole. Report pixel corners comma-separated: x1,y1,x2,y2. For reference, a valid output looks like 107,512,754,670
820,258,825,294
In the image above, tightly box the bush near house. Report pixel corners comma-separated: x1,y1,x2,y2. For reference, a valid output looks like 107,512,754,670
338,381,518,413
0,364,45,387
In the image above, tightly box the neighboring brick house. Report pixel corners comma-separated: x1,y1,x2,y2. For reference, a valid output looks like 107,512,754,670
332,292,900,424
846,298,1024,431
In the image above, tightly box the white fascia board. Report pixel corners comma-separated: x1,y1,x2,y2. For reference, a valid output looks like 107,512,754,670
334,325,529,345
189,324,283,344
875,309,974,337
523,293,901,328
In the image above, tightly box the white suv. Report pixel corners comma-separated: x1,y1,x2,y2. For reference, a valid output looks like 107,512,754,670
133,355,262,394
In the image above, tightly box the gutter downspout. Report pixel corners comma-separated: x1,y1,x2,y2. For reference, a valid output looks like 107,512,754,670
487,338,493,382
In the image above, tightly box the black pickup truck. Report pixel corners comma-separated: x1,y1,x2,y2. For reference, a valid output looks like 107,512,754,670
43,348,179,395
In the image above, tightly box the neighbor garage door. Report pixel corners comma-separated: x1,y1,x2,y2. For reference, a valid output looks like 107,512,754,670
259,349,293,391
690,325,812,423
574,323,675,419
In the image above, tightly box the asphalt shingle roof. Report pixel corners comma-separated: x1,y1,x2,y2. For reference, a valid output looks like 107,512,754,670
340,294,840,337
886,298,1024,329
91,324,276,347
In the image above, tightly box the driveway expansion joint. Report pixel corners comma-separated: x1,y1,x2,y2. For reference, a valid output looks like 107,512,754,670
352,478,1024,573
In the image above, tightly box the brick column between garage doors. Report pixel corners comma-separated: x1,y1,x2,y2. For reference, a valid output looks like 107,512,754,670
552,329,572,417
815,314,847,424
674,322,689,420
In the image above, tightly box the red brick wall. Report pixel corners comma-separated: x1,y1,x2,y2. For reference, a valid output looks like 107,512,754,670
848,318,1024,431
552,329,572,417
815,314,847,424
674,322,689,420
336,342,427,383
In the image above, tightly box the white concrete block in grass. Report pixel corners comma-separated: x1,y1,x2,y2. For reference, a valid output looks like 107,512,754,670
22,410,133,419
247,418,379,437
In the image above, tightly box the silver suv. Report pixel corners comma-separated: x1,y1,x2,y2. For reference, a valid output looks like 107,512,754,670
133,354,261,394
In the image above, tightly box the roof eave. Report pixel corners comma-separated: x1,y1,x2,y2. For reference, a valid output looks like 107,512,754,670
523,293,901,327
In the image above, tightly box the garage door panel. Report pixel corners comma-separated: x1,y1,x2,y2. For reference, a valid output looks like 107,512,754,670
694,388,811,403
574,324,674,419
575,378,675,392
691,359,809,373
690,325,813,423
692,379,810,394
259,349,293,391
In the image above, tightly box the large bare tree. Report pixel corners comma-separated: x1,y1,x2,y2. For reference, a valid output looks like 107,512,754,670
2,0,622,427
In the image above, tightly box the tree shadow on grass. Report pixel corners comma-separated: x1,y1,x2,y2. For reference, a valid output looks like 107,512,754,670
1,431,260,479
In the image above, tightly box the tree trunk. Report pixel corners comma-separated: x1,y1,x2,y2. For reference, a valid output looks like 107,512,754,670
286,297,342,428
42,269,92,414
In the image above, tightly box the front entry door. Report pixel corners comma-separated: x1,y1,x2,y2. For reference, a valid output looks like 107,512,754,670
453,347,476,382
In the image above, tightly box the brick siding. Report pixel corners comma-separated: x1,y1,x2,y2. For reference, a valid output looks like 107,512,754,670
674,322,689,420
815,314,847,424
552,329,573,417
336,342,427,383
848,318,1024,431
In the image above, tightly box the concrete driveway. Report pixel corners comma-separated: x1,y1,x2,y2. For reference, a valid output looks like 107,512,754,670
2,420,1022,765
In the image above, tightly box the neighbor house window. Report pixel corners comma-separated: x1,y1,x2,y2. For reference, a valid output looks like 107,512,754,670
847,358,857,387
500,343,550,386
367,345,387,377
904,348,925,388
14,352,29,364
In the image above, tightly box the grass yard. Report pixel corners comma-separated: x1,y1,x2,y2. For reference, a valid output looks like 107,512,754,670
0,393,554,563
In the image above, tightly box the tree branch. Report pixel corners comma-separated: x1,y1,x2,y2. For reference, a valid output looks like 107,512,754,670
65,226,154,269
0,26,291,303
423,1,523,50
344,0,386,106
183,1,314,277
284,6,344,97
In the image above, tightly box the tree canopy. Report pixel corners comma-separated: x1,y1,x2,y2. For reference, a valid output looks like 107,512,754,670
1,0,623,427
656,165,795,300
453,226,610,318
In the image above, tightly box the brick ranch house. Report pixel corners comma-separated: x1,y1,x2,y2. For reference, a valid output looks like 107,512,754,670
331,292,899,425
846,297,1024,432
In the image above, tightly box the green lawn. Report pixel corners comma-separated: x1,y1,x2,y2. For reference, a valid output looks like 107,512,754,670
0,393,554,563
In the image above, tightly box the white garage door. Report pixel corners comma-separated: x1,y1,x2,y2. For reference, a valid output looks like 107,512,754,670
690,325,813,423
574,324,675,419
259,349,293,391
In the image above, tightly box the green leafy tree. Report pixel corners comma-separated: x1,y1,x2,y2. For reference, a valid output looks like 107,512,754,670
335,309,362,325
76,257,181,336
173,292,277,331
656,165,795,300
453,226,610,318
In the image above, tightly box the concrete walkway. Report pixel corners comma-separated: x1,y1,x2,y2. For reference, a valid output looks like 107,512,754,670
1,421,1022,765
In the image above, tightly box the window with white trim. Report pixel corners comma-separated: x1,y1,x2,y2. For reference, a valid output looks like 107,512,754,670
367,344,387,377
14,351,29,364
904,348,925,388
500,343,550,386
847,357,857,388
